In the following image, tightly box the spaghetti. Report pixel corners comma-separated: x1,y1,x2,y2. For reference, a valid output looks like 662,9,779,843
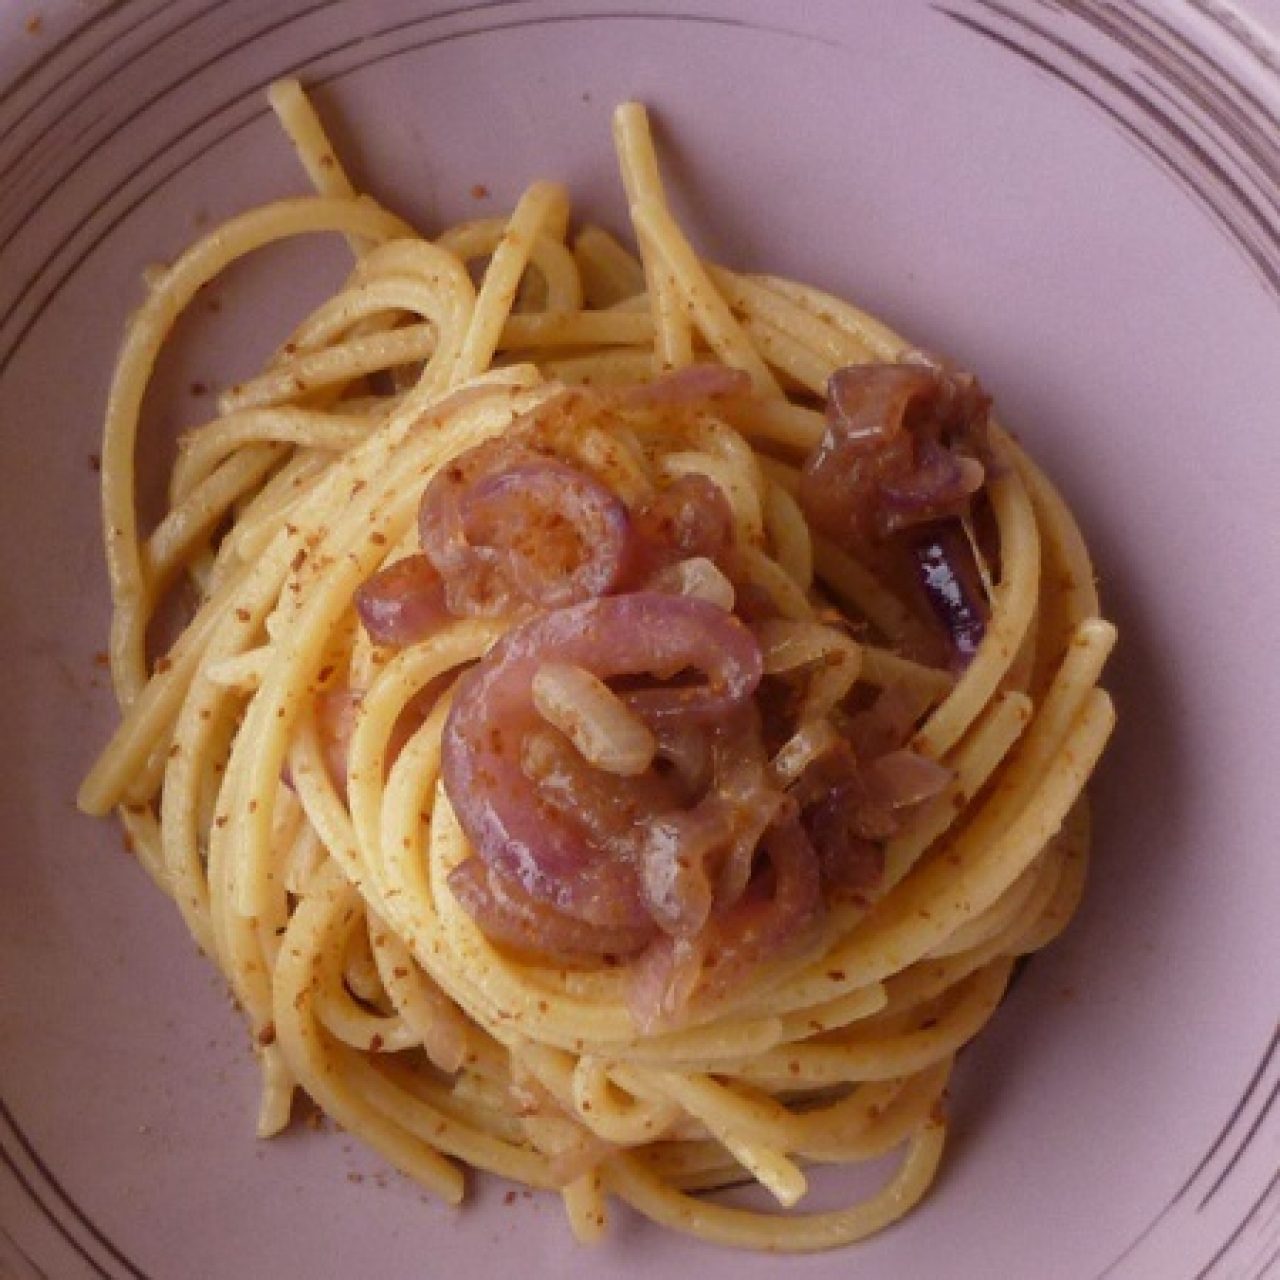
78,84,1116,1251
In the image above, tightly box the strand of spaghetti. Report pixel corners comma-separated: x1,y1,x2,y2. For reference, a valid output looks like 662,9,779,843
1010,799,1091,953
311,903,420,1053
220,323,438,415
563,1172,609,1244
570,1059,682,1144
115,804,169,896
745,273,907,362
101,196,415,704
708,265,877,369
824,688,1114,986
630,198,780,397
728,398,826,455
812,535,936,649
739,312,833,395
220,452,332,567
453,184,572,382
349,622,507,866
79,548,260,812
437,218,583,313
172,409,368,504
612,102,693,371
269,81,358,196
924,847,1060,959
573,224,646,308
632,1069,808,1206
719,961,1013,1088
271,862,468,1200
368,923,473,1074
499,308,653,349
143,444,285,595
763,480,814,589
539,348,655,387
604,1117,945,1251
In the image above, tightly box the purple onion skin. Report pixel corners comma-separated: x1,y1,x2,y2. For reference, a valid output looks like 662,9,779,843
910,521,989,668
801,360,990,546
462,460,631,607
441,593,763,929
354,554,450,647
418,440,632,616
447,857,655,960
694,816,823,1005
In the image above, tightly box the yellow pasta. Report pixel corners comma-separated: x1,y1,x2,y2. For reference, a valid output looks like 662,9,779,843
78,85,1115,1252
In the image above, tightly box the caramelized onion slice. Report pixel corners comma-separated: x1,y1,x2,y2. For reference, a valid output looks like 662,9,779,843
621,363,752,408
355,554,450,648
441,593,763,929
800,359,990,546
447,858,654,961
419,440,632,616
532,663,656,777
909,521,990,668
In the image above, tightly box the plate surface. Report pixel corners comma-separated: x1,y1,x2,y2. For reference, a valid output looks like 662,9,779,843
1,3,1278,1278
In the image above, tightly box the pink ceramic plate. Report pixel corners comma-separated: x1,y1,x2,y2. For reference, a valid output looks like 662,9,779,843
2,2,1278,1277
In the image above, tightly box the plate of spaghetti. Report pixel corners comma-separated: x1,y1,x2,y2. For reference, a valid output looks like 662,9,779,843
1,4,1277,1279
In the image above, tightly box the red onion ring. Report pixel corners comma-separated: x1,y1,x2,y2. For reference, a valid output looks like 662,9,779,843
630,815,822,1028
419,440,632,616
621,363,752,408
800,360,990,546
355,554,450,648
447,857,654,961
441,593,763,930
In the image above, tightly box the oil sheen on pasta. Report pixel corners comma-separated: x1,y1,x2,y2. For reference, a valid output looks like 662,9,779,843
78,83,1116,1252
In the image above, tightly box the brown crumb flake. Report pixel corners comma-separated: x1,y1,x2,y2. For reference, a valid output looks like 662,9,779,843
257,1022,276,1046
25,15,43,35
471,184,490,200
189,381,208,396
92,650,109,667
88,453,101,472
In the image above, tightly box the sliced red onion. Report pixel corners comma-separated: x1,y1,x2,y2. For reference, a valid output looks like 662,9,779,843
800,360,990,547
419,439,631,616
355,554,450,648
629,474,735,583
626,816,820,1030
621,364,752,408
464,461,631,607
865,748,953,807
878,439,985,532
692,817,823,1008
647,556,736,611
522,727,685,846
441,593,763,930
844,684,921,760
807,788,886,895
909,520,990,668
627,934,707,1033
447,857,654,960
